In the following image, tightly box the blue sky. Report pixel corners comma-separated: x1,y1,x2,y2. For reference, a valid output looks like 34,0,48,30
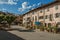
0,0,54,15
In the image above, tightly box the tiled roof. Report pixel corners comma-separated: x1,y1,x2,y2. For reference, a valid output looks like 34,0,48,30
23,0,60,16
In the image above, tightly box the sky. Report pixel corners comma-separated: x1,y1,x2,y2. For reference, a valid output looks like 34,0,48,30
0,0,54,15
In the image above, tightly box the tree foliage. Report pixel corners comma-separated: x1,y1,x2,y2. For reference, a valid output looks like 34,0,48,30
5,15,16,25
0,14,16,28
0,14,4,23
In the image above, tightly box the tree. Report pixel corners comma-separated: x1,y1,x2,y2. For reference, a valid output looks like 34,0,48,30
5,15,16,28
0,14,4,28
0,14,4,24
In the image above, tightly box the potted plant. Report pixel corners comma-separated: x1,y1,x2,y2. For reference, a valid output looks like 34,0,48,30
46,27,50,32
40,26,44,31
49,27,52,32
52,26,57,33
44,27,47,31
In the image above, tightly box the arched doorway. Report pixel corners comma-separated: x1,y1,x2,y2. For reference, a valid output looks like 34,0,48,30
56,22,60,32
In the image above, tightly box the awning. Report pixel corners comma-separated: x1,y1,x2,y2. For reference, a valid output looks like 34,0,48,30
35,21,41,25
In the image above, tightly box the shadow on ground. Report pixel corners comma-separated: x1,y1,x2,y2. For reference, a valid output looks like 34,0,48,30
0,30,25,40
7,28,35,32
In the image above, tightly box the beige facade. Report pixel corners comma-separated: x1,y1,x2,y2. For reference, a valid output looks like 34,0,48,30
23,1,60,27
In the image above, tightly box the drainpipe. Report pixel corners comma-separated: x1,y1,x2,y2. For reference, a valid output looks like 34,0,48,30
37,12,39,22
43,9,45,27
51,7,56,27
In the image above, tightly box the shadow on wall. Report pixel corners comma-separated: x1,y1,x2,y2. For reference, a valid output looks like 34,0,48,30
0,30,25,40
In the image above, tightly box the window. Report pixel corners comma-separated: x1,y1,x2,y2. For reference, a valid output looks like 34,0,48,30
55,5,58,10
32,12,34,14
49,14,53,21
45,15,48,19
56,22,60,27
39,16,43,19
45,23,47,27
32,17,34,21
58,22,60,25
27,17,30,21
55,13,60,18
48,23,51,27
40,10,42,13
24,18,25,20
47,8,49,11
27,14,29,16
35,16,37,21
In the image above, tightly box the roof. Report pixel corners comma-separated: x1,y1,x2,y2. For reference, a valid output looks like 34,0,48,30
23,0,60,16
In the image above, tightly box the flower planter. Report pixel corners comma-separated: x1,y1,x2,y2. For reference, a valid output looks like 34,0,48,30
52,27,57,33
40,28,44,31
40,27,44,31
53,31,57,33
47,30,49,32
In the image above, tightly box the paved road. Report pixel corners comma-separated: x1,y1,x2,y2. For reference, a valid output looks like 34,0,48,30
7,25,60,40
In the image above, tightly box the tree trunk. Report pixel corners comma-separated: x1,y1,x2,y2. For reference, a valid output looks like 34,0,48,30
8,24,10,28
0,24,2,30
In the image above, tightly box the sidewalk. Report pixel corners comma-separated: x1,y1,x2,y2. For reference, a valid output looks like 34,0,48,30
8,25,60,40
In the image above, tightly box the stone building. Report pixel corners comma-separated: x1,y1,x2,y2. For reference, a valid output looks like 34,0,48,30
23,0,60,28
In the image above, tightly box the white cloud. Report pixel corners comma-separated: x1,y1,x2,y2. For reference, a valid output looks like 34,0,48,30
8,0,17,5
19,2,30,11
18,2,36,12
18,2,41,12
2,8,6,11
18,8,24,12
0,8,6,11
27,6,32,9
22,2,28,9
0,0,18,5
38,2,41,5
0,8,7,12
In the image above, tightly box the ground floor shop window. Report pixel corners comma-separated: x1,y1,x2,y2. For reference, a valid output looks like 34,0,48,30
56,22,60,27
56,22,60,32
45,23,47,27
48,23,51,27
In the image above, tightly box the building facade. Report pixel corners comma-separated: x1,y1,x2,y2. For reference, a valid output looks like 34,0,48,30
23,0,60,28
14,15,23,25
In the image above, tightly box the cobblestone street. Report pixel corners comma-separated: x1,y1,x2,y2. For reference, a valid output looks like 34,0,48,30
7,25,60,40
0,0,60,40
